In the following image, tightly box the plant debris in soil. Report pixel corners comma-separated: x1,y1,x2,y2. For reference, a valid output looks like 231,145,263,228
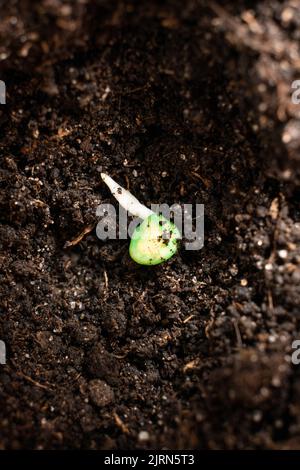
0,0,300,450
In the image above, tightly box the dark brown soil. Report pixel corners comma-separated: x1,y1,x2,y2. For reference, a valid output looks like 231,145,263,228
1,0,300,450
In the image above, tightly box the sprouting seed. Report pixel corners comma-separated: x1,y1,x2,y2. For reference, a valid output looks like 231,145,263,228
101,173,180,265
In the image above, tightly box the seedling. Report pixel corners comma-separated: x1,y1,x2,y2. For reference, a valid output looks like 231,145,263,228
101,173,180,265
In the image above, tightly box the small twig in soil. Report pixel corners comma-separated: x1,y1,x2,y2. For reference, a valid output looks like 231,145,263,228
205,312,216,339
102,270,109,302
113,412,130,434
183,358,199,372
269,197,280,221
124,174,130,190
183,314,195,323
11,362,54,392
121,84,149,95
103,270,109,292
64,223,95,248
190,170,211,189
232,319,243,349
268,289,274,312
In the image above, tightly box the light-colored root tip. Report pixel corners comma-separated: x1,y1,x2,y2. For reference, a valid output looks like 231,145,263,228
101,173,111,184
101,172,153,220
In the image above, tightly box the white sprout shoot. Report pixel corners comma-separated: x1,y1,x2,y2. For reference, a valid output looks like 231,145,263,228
101,173,153,220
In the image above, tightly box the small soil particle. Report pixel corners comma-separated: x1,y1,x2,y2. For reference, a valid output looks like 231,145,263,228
88,379,115,408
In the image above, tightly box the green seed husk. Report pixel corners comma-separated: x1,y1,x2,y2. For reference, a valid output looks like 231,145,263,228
129,213,180,265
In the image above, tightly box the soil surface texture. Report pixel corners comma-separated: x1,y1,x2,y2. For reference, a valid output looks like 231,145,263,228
1,0,300,450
